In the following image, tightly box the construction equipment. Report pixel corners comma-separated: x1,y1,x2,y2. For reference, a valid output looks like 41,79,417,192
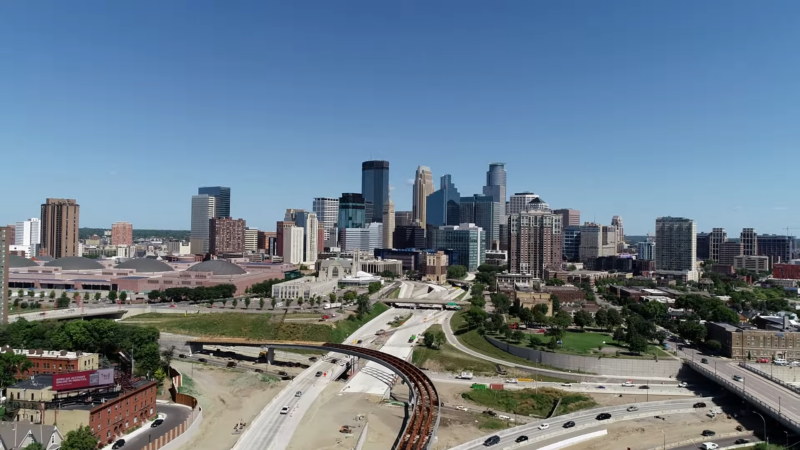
339,425,352,434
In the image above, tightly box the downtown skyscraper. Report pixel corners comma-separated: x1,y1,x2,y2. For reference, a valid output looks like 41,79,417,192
190,195,216,254
361,160,389,224
655,217,697,272
508,210,563,278
198,186,231,218
40,198,80,258
482,163,507,219
412,166,434,228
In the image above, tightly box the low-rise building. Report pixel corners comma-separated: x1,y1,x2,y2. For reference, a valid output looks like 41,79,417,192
3,348,99,378
424,251,448,284
496,273,540,291
545,269,612,286
484,250,508,267
271,276,338,301
510,283,552,316
706,318,800,360
0,422,63,449
541,285,586,303
773,262,800,280
734,255,770,273
641,295,675,305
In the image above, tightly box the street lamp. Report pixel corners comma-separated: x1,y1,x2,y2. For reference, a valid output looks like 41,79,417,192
753,411,768,444
785,430,789,448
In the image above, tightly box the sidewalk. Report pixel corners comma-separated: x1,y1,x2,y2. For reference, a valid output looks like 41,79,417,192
98,410,168,450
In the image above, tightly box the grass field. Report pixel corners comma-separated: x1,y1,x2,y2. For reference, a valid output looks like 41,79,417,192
178,374,198,395
449,314,575,382
476,416,507,430
125,303,389,343
387,288,401,299
412,325,499,375
461,387,597,417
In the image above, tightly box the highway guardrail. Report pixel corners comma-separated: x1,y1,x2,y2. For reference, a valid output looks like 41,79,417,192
501,429,607,450
737,362,800,396
642,432,750,450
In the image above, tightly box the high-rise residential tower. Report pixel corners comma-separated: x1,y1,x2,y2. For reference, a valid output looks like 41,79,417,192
508,210,563,278
209,217,246,255
709,228,727,262
294,211,319,263
508,192,540,215
655,217,697,272
361,160,389,224
459,194,499,250
740,228,758,256
198,187,231,218
1,226,9,323
190,195,216,254
245,227,259,252
426,174,461,226
111,221,133,246
412,166,435,228
40,198,80,258
383,195,395,249
14,218,41,258
482,163,507,219
637,240,656,261
611,216,625,250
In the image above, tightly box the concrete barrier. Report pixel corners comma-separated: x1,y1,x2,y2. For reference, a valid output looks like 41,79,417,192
354,423,370,450
641,431,750,450
484,335,682,377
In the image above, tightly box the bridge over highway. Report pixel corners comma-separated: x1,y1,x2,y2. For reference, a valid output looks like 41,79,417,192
383,298,469,306
9,307,128,322
185,338,440,450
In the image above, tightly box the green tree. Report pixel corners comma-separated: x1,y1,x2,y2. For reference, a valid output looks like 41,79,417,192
423,329,446,349
328,292,337,302
511,330,525,342
545,278,565,286
547,337,558,350
119,291,128,302
0,351,33,387
573,310,594,329
627,333,648,354
489,293,511,314
148,290,161,301
553,310,572,329
447,265,468,280
469,295,486,308
244,298,251,309
56,297,70,308
528,335,543,347
677,320,707,343
28,290,35,298
594,309,609,330
23,442,46,450
705,339,722,353
612,327,626,343
232,298,238,309
297,297,305,309
367,282,383,295
270,298,277,309
259,298,265,309
49,290,56,300
566,264,577,271
551,294,561,312
518,307,533,325
108,290,118,302
606,308,623,328
380,270,396,279
154,367,167,385
17,289,24,298
94,292,101,301
285,298,293,308
61,425,99,450
343,291,357,301
463,307,489,331
355,294,371,318
221,298,228,307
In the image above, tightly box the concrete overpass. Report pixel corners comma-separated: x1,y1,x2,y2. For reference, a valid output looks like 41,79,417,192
9,307,128,322
185,338,440,450
383,298,469,307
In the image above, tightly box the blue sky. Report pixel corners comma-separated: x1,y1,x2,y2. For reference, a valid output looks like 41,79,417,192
2,1,799,235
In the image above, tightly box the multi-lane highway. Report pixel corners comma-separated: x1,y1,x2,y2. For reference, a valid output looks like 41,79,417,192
229,306,402,450
449,397,711,450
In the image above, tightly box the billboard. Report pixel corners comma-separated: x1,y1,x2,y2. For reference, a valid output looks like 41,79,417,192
53,369,115,391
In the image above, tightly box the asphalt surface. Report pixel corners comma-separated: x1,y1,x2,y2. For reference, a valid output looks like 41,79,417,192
121,403,193,450
671,434,758,450
450,398,708,450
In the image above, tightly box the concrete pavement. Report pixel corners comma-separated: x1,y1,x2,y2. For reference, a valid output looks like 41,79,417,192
670,435,758,450
105,403,191,450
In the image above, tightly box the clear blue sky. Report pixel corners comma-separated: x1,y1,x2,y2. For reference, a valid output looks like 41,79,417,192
2,1,799,235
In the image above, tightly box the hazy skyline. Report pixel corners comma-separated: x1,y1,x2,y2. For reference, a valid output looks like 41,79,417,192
2,1,799,234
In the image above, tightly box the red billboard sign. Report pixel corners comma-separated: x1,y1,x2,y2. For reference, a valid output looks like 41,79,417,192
53,369,115,391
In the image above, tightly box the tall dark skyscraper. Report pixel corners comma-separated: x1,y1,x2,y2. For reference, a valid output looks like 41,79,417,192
198,186,231,218
426,174,460,226
338,193,367,229
361,160,389,223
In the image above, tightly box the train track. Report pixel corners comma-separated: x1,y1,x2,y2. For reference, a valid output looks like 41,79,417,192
186,338,440,450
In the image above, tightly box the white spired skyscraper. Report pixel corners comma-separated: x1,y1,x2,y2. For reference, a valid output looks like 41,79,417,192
655,216,697,277
412,166,434,227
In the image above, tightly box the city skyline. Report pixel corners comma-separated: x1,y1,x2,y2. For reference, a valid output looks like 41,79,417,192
3,2,800,234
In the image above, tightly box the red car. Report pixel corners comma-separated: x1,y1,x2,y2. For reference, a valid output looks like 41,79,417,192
757,358,770,363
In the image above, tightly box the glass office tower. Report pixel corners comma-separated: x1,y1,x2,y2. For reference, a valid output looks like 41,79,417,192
361,160,389,223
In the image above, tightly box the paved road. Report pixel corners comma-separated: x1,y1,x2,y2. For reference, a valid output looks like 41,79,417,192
121,404,192,450
450,398,709,450
230,306,402,450
671,434,758,450
441,312,675,382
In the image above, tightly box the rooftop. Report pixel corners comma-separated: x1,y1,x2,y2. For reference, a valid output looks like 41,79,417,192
11,374,53,390
44,257,104,271
3,348,95,359
187,260,247,275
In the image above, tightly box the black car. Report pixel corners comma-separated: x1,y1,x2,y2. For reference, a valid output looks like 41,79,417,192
735,439,750,445
151,418,164,428
515,436,528,443
596,413,612,420
309,357,318,362
639,385,650,389
112,440,126,449
483,435,501,446
693,402,707,408
702,430,715,437
198,358,207,363
563,421,576,428
483,410,497,417
315,371,323,377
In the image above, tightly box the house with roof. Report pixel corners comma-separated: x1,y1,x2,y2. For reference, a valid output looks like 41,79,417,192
0,422,63,450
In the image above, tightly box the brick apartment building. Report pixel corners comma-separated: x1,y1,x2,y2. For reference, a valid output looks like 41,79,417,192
111,222,133,246
209,218,246,255
773,263,800,280
3,348,99,378
706,317,800,360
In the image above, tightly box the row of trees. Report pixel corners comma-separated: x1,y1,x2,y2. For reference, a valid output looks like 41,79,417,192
148,284,237,302
8,289,127,303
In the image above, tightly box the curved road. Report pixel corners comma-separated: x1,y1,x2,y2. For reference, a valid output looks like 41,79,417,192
441,312,675,382
449,398,710,450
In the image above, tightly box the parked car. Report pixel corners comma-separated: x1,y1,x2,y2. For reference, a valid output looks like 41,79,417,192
596,413,612,420
693,402,707,408
455,406,469,411
733,375,743,382
309,357,318,362
505,379,518,384
280,406,290,414
483,410,497,417
151,418,164,428
483,435,501,446
622,381,634,387
198,358,207,363
538,423,550,430
702,430,716,437
563,421,576,428
734,439,750,445
515,436,528,443
112,439,126,449
597,385,606,389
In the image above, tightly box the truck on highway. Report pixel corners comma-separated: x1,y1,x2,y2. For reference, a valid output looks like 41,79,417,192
458,371,474,380
324,302,342,310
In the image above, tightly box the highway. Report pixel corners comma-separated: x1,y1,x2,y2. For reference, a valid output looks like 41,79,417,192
448,397,711,450
440,312,676,382
671,434,758,450
229,306,403,450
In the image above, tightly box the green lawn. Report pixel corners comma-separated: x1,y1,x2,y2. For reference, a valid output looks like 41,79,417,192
178,374,198,395
449,313,575,382
387,288,401,299
412,325,500,375
124,303,389,344
461,387,597,417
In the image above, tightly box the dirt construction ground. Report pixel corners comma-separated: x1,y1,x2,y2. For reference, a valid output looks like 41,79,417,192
172,360,285,450
566,411,747,450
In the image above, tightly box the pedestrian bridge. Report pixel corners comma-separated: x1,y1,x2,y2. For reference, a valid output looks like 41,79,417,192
185,338,440,450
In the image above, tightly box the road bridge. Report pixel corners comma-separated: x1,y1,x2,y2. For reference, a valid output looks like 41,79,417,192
9,307,128,322
185,338,440,450
383,298,469,306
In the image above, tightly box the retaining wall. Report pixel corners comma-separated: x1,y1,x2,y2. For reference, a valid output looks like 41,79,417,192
140,365,202,450
485,336,682,377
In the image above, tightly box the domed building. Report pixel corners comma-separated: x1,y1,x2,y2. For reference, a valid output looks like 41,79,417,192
114,259,174,273
44,257,104,271
8,255,39,269
186,260,246,276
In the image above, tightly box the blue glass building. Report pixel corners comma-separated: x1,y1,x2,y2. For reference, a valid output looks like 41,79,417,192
338,193,366,229
426,174,461,227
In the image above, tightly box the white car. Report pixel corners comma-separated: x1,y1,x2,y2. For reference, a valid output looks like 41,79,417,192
505,379,518,384
455,406,469,411
622,382,634,387
538,423,550,430
561,383,572,387
626,406,639,412
280,406,290,414
678,382,688,388
701,443,718,450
